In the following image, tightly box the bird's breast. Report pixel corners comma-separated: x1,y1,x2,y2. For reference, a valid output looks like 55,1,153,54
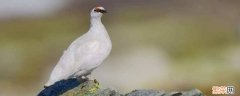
73,38,111,68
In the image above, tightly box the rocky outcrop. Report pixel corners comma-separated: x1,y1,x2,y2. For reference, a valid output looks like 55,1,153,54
38,79,204,96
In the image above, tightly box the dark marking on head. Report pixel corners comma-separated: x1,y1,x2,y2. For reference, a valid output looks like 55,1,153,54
94,8,107,13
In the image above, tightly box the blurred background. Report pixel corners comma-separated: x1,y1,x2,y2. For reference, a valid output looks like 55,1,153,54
0,0,239,95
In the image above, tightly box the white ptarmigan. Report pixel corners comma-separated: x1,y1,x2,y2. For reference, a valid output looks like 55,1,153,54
44,6,112,87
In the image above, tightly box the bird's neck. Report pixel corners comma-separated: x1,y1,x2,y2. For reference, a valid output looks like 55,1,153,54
90,17,103,27
88,17,110,41
88,17,108,36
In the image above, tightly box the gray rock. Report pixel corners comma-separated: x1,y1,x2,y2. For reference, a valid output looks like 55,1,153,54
126,90,165,96
96,88,123,96
181,89,204,96
126,89,204,96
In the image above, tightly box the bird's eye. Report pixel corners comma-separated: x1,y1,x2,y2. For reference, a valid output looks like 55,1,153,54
94,9,99,12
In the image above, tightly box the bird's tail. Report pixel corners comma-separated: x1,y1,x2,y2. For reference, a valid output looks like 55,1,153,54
37,78,87,96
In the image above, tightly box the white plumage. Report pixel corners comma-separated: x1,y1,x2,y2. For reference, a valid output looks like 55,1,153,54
45,6,111,87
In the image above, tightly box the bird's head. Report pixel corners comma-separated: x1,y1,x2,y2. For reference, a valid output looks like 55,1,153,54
90,6,107,18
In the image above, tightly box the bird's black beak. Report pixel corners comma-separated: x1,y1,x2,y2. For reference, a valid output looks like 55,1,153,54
100,10,107,14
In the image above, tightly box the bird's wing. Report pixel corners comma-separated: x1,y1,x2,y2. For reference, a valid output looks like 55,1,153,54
57,49,75,70
73,40,101,69
47,39,102,86
45,48,75,86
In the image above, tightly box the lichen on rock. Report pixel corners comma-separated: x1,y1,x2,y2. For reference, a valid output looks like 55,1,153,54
62,80,100,96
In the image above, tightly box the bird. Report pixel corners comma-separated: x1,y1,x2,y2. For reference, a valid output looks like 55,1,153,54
44,6,112,87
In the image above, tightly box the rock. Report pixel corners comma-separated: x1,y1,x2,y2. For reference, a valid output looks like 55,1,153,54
38,79,204,96
126,90,165,96
96,88,123,96
126,89,203,96
181,89,204,96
